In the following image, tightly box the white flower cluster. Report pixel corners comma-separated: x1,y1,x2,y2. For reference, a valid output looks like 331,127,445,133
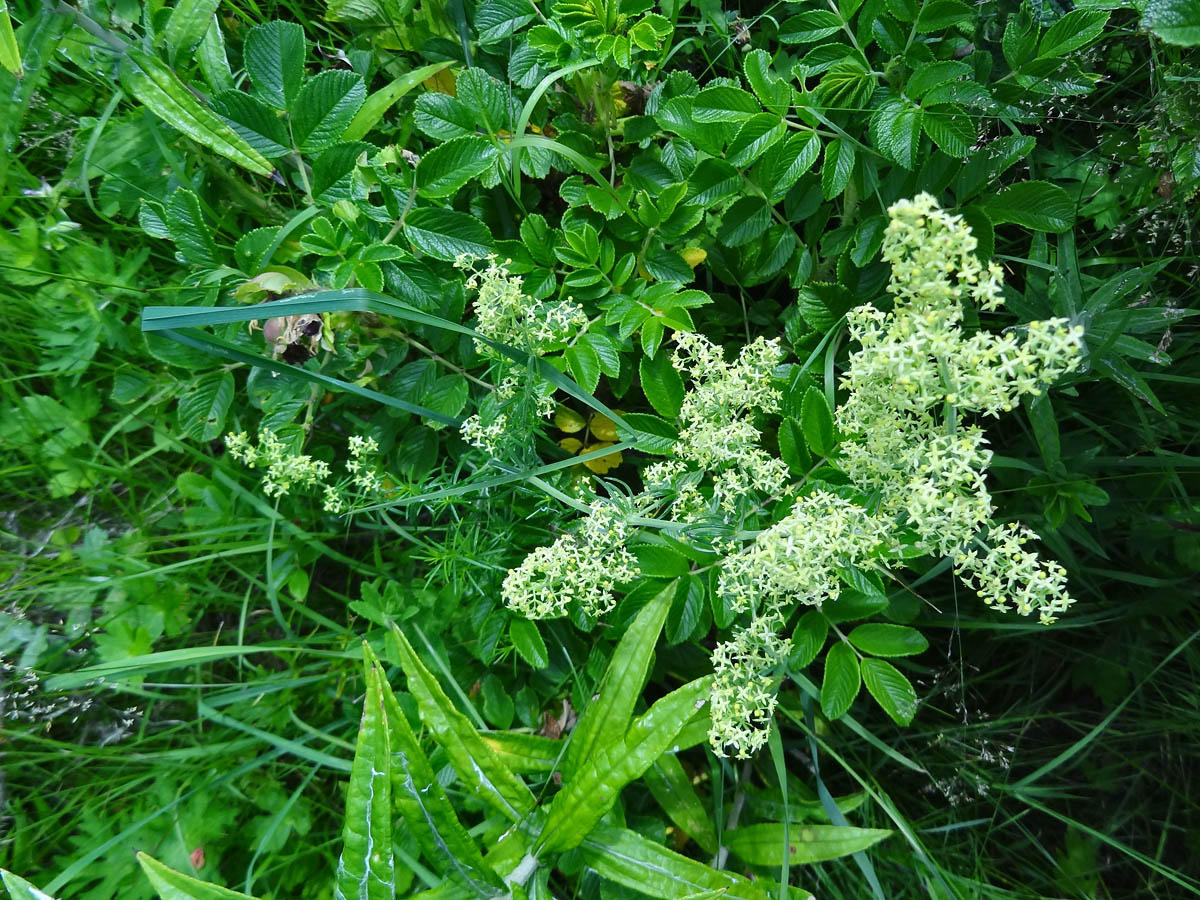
644,333,788,514
707,615,791,758
501,501,638,619
456,254,588,455
225,430,383,513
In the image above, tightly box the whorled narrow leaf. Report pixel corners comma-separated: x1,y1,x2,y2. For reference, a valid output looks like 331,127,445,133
334,666,394,900
564,580,675,778
581,826,769,900
726,823,892,866
118,50,272,175
362,642,505,898
136,853,260,899
540,676,713,853
391,625,535,822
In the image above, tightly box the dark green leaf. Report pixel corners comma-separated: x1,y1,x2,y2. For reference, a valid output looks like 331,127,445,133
779,10,843,43
476,0,538,43
640,351,685,418
164,188,218,267
847,623,928,657
345,61,455,142
861,658,918,725
915,0,974,32
820,642,860,719
718,197,772,246
790,610,828,669
210,90,291,158
980,181,1074,232
404,208,494,261
1039,10,1109,57
178,370,233,441
292,70,367,153
418,134,500,198
510,618,549,669
1142,0,1200,46
414,92,477,140
692,85,761,123
820,138,855,199
870,98,922,169
800,386,835,457
618,412,680,454
921,104,974,157
243,20,305,110
565,343,601,393
778,416,812,473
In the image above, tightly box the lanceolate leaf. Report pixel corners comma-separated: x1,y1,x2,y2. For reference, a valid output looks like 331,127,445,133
344,61,454,142
334,666,394,900
362,643,506,897
643,754,719,853
581,826,770,900
118,50,272,175
161,0,221,60
726,823,892,865
136,854,260,899
541,676,712,852
1,870,61,900
0,1,23,76
391,625,535,822
564,580,675,778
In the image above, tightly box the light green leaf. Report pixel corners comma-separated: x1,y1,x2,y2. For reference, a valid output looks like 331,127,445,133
243,20,305,110
209,90,292,158
164,187,219,267
509,618,549,669
196,17,234,94
161,0,221,60
0,2,20,77
1143,0,1200,45
118,50,272,175
541,677,713,852
178,370,233,442
692,85,760,123
861,658,918,725
362,642,505,896
564,580,675,777
414,92,477,140
847,624,928,657
979,180,1074,232
727,113,786,168
565,342,601,393
417,134,500,198
1,870,59,900
643,754,718,853
136,854,259,899
334,665,393,900
820,642,860,720
726,823,892,865
743,49,791,115
581,826,769,900
404,208,494,261
391,625,535,821
292,70,367,153
820,137,855,199
639,351,685,418
344,61,454,141
1039,9,1109,57
800,386,835,457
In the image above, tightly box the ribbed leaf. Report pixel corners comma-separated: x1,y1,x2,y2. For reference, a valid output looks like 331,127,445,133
161,0,221,59
404,208,494,261
643,754,718,853
136,854,260,899
564,580,675,778
334,666,394,900
392,625,535,822
581,826,768,900
726,823,892,865
209,90,291,158
119,50,272,175
292,70,367,153
243,20,305,109
177,370,233,441
820,642,860,720
481,731,563,773
847,624,928,658
861,658,918,725
418,134,500,198
163,187,218,267
979,181,1074,232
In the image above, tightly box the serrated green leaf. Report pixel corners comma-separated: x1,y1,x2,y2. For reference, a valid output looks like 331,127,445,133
583,331,621,377
907,60,972,98
209,90,291,158
617,411,679,454
726,823,892,865
414,92,477,140
541,677,713,852
1039,9,1109,57
727,113,786,168
565,580,674,777
509,618,549,669
565,342,601,393
197,17,234,93
136,854,259,899
777,416,812,473
980,180,1074,232
820,137,855,199
1,870,60,900
847,624,928,657
476,0,538,43
744,49,791,115
870,97,922,168
292,70,367,153
243,20,305,110
634,546,690,578
921,104,974,157
759,131,820,200
861,658,918,725
178,370,233,441
457,68,517,136
334,666,394,900
779,10,843,42
820,642,860,719
404,208,494,261
718,196,772,246
392,626,535,821
312,141,374,199
692,85,761,123
800,386,835,457
915,0,974,32
640,351,685,418
790,610,828,669
418,134,500,197
1143,0,1200,46
582,826,768,900
119,50,272,175
163,187,218,267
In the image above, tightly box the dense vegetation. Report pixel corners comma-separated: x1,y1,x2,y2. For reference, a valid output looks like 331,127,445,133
1,0,1198,897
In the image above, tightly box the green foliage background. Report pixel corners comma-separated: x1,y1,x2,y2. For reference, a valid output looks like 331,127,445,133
0,0,1198,897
